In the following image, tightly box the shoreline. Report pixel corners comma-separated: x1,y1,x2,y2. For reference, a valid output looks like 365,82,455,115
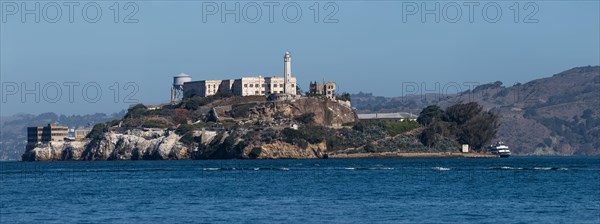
327,152,499,159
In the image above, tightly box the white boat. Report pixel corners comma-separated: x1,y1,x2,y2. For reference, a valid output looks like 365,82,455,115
489,141,511,158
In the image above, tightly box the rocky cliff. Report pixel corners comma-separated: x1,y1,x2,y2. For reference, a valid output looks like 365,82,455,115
21,128,330,161
22,129,190,161
212,97,356,126
21,97,355,161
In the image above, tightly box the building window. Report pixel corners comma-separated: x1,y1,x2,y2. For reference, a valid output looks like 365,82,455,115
250,84,253,87
279,84,283,87
255,91,259,94
244,84,248,87
292,84,295,88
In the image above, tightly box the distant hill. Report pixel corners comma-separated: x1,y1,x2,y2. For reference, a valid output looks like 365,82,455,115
0,111,125,160
353,66,600,155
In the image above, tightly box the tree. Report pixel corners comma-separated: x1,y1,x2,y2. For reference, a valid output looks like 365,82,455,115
443,102,482,125
420,121,452,147
337,92,352,102
458,111,499,149
417,105,444,126
125,104,147,119
418,102,499,151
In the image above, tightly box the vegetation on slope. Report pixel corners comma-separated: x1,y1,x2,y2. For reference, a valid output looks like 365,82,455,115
354,66,600,155
418,102,500,151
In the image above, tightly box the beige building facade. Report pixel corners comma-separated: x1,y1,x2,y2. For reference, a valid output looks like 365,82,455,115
184,77,297,97
183,52,298,98
75,129,91,140
27,124,69,143
309,81,337,99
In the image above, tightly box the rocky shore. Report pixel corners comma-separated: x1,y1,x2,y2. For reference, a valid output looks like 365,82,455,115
21,129,330,161
21,97,500,161
328,152,499,159
21,129,497,161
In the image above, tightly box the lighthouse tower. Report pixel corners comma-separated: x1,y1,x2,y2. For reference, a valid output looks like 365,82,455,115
283,51,293,94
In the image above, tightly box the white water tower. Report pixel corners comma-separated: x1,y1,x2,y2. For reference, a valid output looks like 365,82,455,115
171,73,192,102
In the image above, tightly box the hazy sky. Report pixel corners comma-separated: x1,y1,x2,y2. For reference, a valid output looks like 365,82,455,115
1,1,599,115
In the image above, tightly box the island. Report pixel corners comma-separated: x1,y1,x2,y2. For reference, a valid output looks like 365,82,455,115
21,51,501,161
21,94,501,161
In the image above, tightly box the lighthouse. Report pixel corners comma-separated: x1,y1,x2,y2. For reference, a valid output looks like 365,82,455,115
284,51,292,94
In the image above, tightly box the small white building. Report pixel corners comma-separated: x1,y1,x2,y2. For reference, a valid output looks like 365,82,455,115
462,144,469,153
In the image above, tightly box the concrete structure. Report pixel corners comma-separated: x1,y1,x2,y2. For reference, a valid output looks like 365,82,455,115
27,124,69,143
184,76,297,97
182,52,297,98
171,73,193,102
462,144,470,153
75,129,91,141
27,126,43,143
309,81,337,99
357,113,418,122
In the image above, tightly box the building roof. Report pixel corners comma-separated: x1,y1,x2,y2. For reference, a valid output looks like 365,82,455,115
174,73,191,77
357,112,417,120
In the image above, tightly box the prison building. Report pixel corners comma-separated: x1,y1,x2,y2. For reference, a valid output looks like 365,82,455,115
309,81,337,99
27,123,69,143
181,51,297,98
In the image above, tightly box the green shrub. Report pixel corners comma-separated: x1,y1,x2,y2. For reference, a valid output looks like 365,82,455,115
295,113,316,124
353,121,419,136
337,92,352,102
125,104,147,119
300,125,327,144
261,129,279,143
342,122,356,127
87,123,107,139
364,143,377,153
379,121,420,136
179,132,195,145
180,96,223,111
175,124,194,135
231,103,255,118
282,128,303,144
142,120,169,129
249,147,262,158
282,125,328,144
107,119,121,127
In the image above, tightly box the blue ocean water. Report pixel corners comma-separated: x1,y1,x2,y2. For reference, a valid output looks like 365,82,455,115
1,157,599,223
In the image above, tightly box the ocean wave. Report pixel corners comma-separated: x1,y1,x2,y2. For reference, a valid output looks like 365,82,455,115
491,166,569,171
492,166,520,170
528,167,569,171
203,168,221,171
201,167,290,171
431,167,451,171
343,167,394,170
